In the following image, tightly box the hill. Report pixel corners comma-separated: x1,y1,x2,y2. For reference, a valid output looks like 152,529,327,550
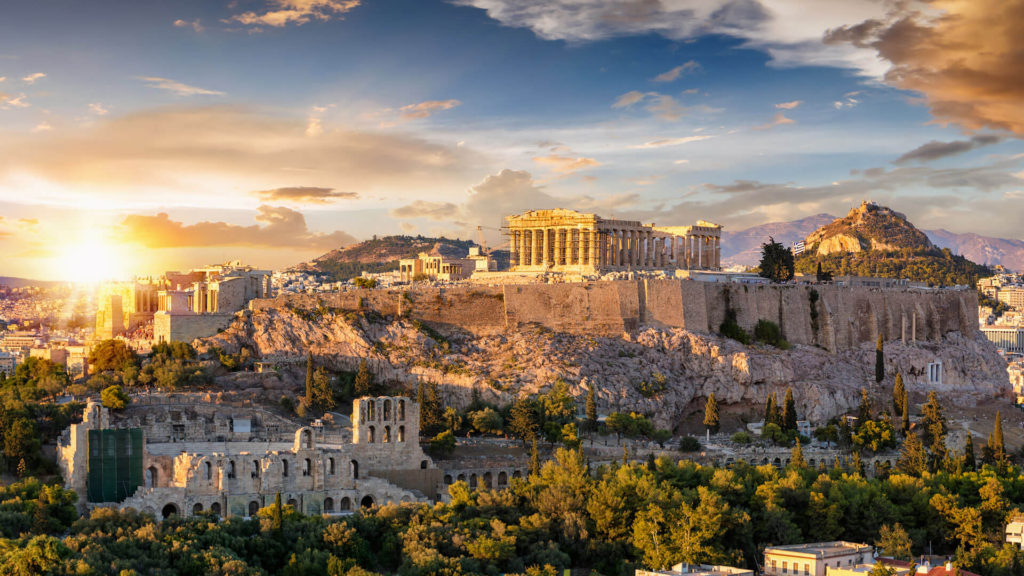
297,235,479,281
721,213,835,268
927,229,1024,272
0,276,61,288
794,201,991,286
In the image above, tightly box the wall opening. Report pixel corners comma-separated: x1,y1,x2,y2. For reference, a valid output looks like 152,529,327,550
161,503,178,519
324,497,334,513
360,495,374,508
248,501,259,517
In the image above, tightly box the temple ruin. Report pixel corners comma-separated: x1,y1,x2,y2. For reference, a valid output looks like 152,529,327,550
505,208,722,273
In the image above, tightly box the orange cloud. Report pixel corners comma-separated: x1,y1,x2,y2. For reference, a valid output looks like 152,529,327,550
230,0,361,27
531,154,601,174
399,99,461,119
254,186,358,204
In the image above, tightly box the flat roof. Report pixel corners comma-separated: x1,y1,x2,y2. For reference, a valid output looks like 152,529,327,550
765,542,872,557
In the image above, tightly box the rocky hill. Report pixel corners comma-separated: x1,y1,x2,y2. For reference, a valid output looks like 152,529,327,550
794,201,991,286
296,235,479,280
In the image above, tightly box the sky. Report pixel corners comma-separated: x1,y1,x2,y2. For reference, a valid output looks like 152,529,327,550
1,0,1023,281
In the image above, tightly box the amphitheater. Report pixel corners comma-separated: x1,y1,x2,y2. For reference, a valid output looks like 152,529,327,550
58,395,459,519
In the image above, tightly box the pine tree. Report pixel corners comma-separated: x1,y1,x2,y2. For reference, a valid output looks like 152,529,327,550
704,393,720,434
354,359,374,397
782,388,797,432
790,439,807,468
964,436,976,471
272,492,283,532
585,385,598,432
875,334,885,383
764,393,777,426
893,373,905,419
897,431,928,476
530,438,540,476
304,352,314,402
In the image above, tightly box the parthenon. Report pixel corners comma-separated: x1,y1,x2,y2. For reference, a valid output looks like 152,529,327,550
506,208,722,273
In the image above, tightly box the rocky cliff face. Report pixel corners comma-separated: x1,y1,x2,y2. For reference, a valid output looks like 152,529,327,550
806,201,934,256
201,299,1008,429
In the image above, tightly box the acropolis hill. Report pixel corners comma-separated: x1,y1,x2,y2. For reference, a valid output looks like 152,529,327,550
201,279,1007,426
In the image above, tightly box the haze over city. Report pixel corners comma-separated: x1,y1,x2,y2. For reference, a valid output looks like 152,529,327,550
2,0,1023,280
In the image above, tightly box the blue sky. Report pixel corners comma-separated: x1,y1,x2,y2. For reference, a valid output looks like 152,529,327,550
1,0,1022,279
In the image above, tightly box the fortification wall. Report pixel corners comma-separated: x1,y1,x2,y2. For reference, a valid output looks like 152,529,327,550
248,281,978,352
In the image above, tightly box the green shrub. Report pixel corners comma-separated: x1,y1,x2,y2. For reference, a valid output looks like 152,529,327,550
678,436,702,452
753,320,790,349
731,431,753,444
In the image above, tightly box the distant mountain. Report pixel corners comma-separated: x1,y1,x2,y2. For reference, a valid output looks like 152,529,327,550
926,230,1024,272
722,214,836,268
297,235,483,281
0,276,60,288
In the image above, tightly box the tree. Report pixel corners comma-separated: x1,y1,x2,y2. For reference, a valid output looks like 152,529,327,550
964,436,976,471
703,393,720,434
857,388,872,431
309,367,335,412
429,430,456,457
417,381,442,432
892,373,905,420
585,385,598,432
100,385,130,410
758,236,795,282
442,406,462,433
782,388,797,432
876,523,913,560
985,410,1006,465
816,262,833,282
271,492,283,532
530,438,540,476
469,408,503,435
921,391,947,465
901,391,910,435
897,431,928,476
764,393,779,427
304,352,314,403
354,360,374,397
875,334,885,383
2,419,40,473
88,340,139,374
790,439,807,468
509,399,541,445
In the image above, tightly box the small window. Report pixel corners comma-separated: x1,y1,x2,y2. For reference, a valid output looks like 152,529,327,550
328,457,335,475
283,460,289,477
252,460,260,478
205,461,212,480
303,458,311,477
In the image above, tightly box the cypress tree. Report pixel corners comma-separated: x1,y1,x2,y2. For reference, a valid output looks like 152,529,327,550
704,393,720,434
921,391,947,454
304,352,314,402
857,388,872,431
530,438,540,476
964,436,976,471
782,388,797,432
989,410,1006,463
875,334,885,383
850,451,864,477
585,385,598,431
764,393,777,426
272,492,283,532
901,392,910,435
893,373,905,419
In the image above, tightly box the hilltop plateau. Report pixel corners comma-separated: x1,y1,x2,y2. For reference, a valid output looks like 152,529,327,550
296,235,478,280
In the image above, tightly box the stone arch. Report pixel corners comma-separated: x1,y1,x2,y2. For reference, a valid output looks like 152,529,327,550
287,498,298,508
498,471,508,486
398,400,406,420
351,460,359,479
512,470,522,479
303,458,311,477
483,471,492,489
193,503,204,515
210,502,221,516
384,425,391,443
401,495,412,503
145,466,158,488
340,497,351,511
248,501,259,517
368,426,376,443
161,503,179,519
360,495,375,509
469,474,478,490
761,458,769,465
457,473,466,482
324,497,335,513
328,457,335,475
444,474,453,484
808,459,816,468
294,427,315,451
383,399,392,420
773,457,781,467
420,460,428,470
398,426,405,442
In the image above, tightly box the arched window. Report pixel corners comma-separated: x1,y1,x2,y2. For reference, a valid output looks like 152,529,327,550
444,474,453,484
161,503,178,519
228,460,236,479
384,426,391,443
420,460,428,470
469,474,478,490
351,460,359,479
248,501,259,517
368,426,375,443
205,461,212,480
340,497,351,511
303,458,311,477
498,471,508,486
328,457,335,475
367,400,375,420
283,459,289,477
360,495,374,509
302,429,313,449
193,503,204,515
146,466,158,488
287,498,298,508
324,497,335,513
483,472,492,488
398,426,405,442
252,460,260,478
210,502,221,516
383,399,392,420
398,400,405,420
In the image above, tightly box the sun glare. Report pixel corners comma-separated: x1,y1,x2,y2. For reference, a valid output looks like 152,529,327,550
54,234,129,283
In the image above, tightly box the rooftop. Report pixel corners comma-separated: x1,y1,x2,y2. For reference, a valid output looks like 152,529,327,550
765,542,873,557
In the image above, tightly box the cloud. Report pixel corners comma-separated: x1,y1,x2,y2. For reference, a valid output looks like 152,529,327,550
0,93,29,109
173,18,204,32
753,112,795,130
612,90,707,121
137,76,225,96
117,205,357,249
894,135,1005,164
451,0,891,76
627,135,714,149
652,61,701,82
825,0,1024,135
390,200,460,221
32,122,52,133
229,0,362,27
0,105,480,204
254,186,359,203
22,73,45,85
833,91,860,110
399,222,417,233
89,102,109,115
612,91,647,108
399,99,461,120
775,100,802,110
305,116,323,136
0,77,5,83
531,154,601,174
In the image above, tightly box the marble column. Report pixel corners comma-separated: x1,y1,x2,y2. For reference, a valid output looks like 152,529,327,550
645,231,653,267
588,230,597,267
554,228,564,266
714,236,721,269
520,230,529,266
614,230,622,267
